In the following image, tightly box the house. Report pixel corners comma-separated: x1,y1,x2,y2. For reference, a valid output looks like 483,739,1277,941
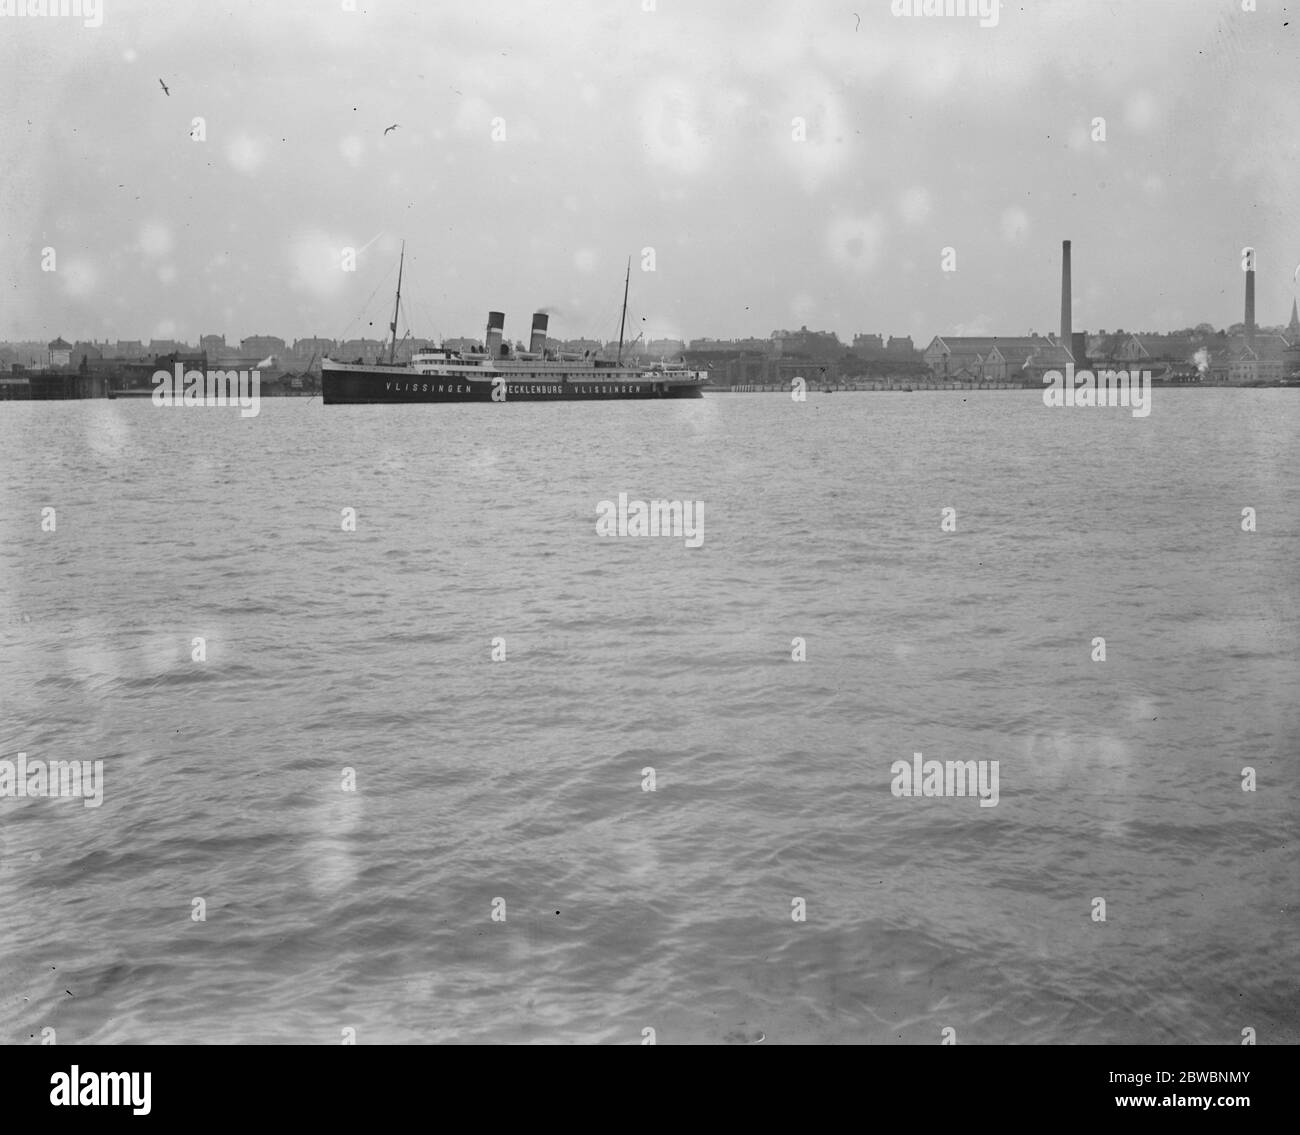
1228,334,1290,385
647,338,686,357
771,326,843,360
149,339,190,356
1090,331,1229,382
381,337,436,363
71,340,103,367
923,334,1069,383
337,338,384,361
240,335,287,360
687,337,771,354
290,337,336,363
48,337,72,368
924,335,998,378
1086,330,1148,365
441,337,482,354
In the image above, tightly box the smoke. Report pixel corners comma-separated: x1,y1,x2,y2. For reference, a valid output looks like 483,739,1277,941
1193,347,1209,374
535,305,563,316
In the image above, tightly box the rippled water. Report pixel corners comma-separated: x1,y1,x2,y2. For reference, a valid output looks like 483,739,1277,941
1,390,1296,1044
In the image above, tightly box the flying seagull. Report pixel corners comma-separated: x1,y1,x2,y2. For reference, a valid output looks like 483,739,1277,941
158,79,170,96
384,123,399,135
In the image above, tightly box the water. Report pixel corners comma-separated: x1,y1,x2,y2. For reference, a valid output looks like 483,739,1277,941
1,390,1296,1044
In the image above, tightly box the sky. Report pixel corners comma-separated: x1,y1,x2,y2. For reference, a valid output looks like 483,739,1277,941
1,0,1297,348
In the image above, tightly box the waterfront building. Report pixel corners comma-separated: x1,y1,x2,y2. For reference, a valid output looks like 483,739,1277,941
770,326,843,360
687,336,771,354
290,337,336,359
852,333,919,361
112,340,147,360
1228,335,1289,384
441,337,482,354
148,339,190,356
240,335,286,360
559,338,602,356
48,337,72,368
923,334,1070,383
71,340,103,366
337,338,385,362
647,338,686,357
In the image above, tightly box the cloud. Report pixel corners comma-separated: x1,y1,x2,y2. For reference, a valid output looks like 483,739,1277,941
900,186,932,226
1124,90,1161,133
289,230,351,298
999,206,1030,244
339,134,366,168
60,258,98,298
139,222,173,258
453,96,495,136
790,292,818,323
896,35,963,99
225,132,269,176
638,77,709,175
2,0,1286,348
778,74,852,192
826,213,886,274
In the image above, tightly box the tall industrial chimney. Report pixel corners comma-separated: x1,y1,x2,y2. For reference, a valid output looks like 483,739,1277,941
529,313,549,354
1060,239,1072,348
1245,267,1256,348
485,311,505,357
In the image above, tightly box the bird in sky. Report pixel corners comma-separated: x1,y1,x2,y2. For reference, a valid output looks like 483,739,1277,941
384,123,399,135
158,79,170,96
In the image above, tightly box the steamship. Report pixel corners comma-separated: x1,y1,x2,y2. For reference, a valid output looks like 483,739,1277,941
321,247,707,404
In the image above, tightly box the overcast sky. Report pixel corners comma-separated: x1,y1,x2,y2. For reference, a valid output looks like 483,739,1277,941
2,0,1297,347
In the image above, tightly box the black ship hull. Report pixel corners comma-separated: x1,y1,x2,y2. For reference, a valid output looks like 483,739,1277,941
321,365,705,404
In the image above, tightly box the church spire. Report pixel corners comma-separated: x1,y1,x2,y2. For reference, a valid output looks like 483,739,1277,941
1290,297,1300,335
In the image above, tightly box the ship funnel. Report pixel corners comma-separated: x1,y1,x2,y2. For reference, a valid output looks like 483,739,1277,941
1245,265,1256,348
485,312,505,357
1060,239,1072,348
529,313,549,354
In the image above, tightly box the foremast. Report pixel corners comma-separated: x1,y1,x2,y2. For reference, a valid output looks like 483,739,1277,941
616,256,630,365
388,240,405,365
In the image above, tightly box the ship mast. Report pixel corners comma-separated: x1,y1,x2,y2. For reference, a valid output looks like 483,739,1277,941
388,241,405,365
616,256,630,364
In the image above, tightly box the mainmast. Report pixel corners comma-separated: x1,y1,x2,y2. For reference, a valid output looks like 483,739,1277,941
616,256,630,365
388,241,405,365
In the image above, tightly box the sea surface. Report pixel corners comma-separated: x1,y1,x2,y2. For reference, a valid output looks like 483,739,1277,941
0,390,1296,1045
